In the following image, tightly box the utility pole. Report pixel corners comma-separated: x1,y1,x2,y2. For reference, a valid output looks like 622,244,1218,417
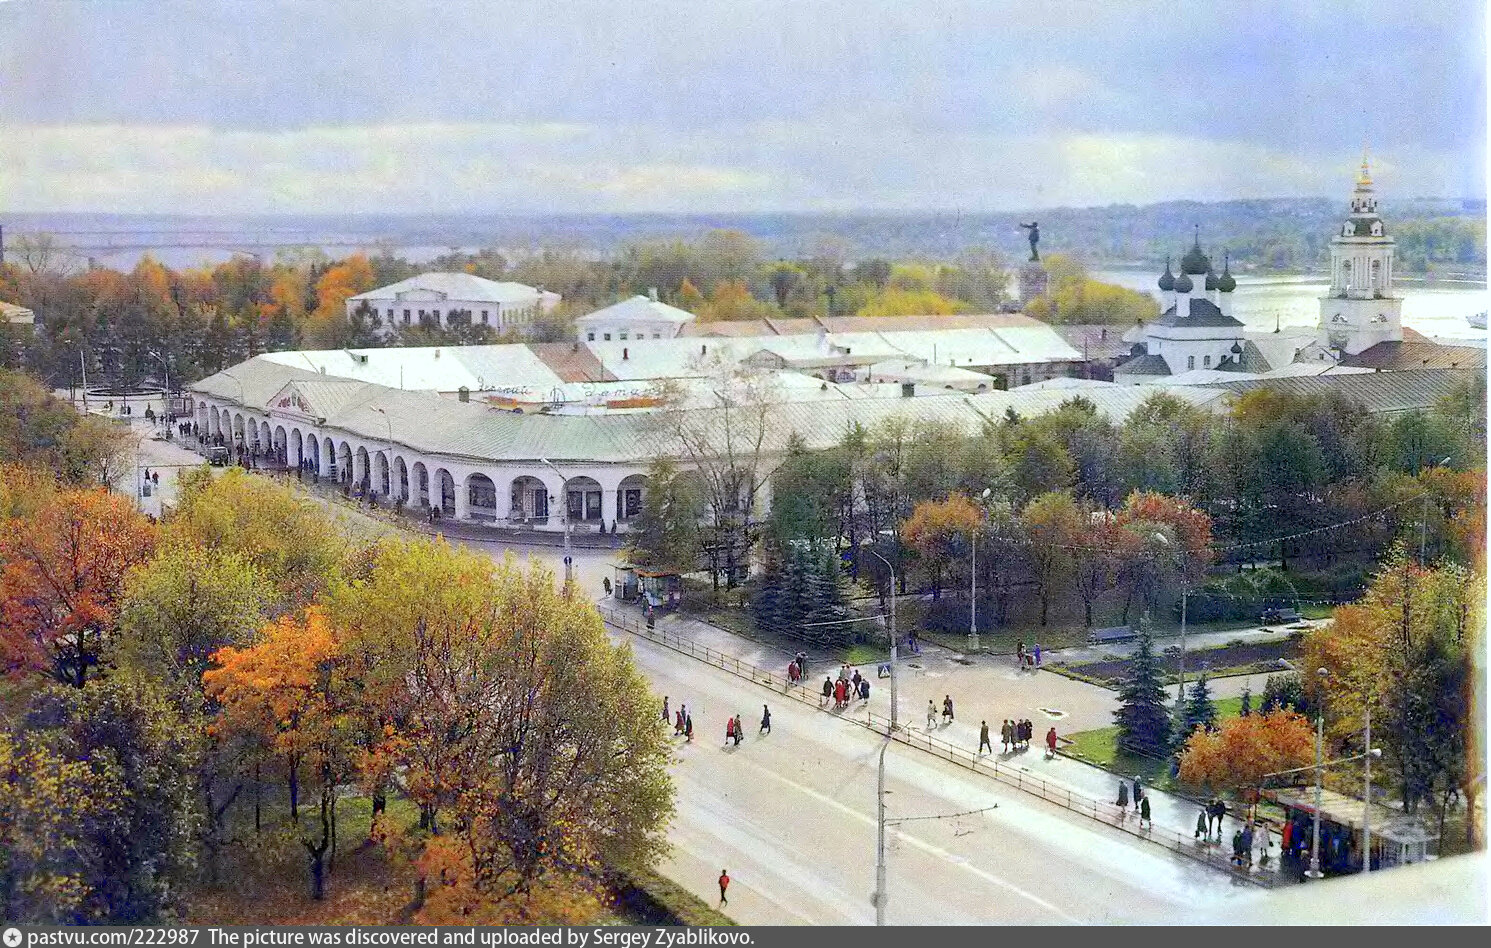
968,529,978,653
866,545,900,733
1307,667,1328,880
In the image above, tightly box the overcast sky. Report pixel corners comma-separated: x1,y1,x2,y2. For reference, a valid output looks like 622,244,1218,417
0,0,1484,214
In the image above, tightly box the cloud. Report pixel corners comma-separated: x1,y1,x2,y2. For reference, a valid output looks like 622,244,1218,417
0,120,1478,215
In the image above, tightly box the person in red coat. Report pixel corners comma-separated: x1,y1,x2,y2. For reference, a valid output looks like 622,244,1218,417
1045,727,1058,758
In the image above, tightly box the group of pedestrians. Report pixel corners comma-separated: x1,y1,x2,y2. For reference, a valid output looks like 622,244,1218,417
786,651,807,684
1014,640,1043,671
925,695,955,728
663,695,772,749
823,664,870,710
1195,798,1229,842
663,696,695,742
1115,775,1152,828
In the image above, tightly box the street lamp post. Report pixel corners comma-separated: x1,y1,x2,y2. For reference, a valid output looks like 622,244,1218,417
372,408,394,499
1155,533,1188,704
1307,667,1328,880
539,457,574,589
866,545,899,734
969,487,990,653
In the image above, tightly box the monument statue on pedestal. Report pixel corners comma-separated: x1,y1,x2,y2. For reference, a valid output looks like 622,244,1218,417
1019,221,1040,261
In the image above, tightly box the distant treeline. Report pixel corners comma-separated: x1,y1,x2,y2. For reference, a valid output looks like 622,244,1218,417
6,197,1483,273
0,229,1154,392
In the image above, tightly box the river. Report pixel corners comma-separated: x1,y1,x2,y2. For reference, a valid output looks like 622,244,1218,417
1094,269,1488,345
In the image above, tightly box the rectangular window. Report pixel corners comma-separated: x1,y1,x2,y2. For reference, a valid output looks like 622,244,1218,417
403,312,410,325
1187,355,1195,370
1203,354,1211,367
481,310,489,324
603,333,612,341
653,333,662,339
568,490,584,520
619,331,629,340
587,332,596,341
585,490,602,521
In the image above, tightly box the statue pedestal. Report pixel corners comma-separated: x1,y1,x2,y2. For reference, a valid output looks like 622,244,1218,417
1018,262,1049,307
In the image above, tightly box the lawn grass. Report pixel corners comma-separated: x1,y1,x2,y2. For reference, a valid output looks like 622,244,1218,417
1060,695,1246,794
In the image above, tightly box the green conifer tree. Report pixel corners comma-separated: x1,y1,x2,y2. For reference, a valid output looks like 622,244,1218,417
1113,627,1172,758
1182,673,1218,737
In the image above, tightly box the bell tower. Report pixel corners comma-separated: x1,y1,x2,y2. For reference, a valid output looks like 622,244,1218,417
1319,153,1402,355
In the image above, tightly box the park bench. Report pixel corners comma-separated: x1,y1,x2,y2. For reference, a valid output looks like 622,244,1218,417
1088,625,1136,644
1261,607,1303,625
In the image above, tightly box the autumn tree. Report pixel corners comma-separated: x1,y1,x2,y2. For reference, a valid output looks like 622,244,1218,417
2,678,202,923
0,488,156,687
329,541,673,909
1177,709,1315,793
115,546,272,700
167,467,346,608
1301,551,1481,820
1023,491,1082,625
902,493,982,600
205,607,353,900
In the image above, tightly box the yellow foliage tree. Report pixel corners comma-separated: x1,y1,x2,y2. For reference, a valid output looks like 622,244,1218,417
902,493,983,599
856,286,969,317
698,278,774,322
1177,710,1315,792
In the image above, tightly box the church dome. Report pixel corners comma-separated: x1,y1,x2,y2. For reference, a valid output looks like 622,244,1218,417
1204,268,1218,291
1158,258,1174,292
1230,341,1244,355
1173,271,1194,293
1217,254,1236,293
1180,233,1211,275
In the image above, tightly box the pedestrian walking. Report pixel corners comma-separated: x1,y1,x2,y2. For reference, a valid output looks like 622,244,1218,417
1257,825,1272,868
718,870,730,906
979,721,992,755
733,714,743,746
1209,798,1226,839
1116,779,1129,816
1139,794,1152,829
1196,809,1209,840
1241,823,1255,868
858,678,870,701
663,696,670,722
926,700,938,729
1034,643,1042,666
833,678,846,709
1045,726,1057,759
1001,719,1013,753
725,716,736,746
1132,775,1144,804
685,712,694,742
760,705,771,734
675,708,685,736
151,470,159,486
1015,640,1025,668
942,695,954,724
822,676,833,706
1231,829,1244,866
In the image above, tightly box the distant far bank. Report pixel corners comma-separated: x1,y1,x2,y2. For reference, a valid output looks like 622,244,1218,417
2,195,1484,275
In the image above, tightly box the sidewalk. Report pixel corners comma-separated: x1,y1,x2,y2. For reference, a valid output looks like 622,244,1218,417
618,599,1290,885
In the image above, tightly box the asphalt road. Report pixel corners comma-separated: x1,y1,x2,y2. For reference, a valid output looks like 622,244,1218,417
615,627,1261,925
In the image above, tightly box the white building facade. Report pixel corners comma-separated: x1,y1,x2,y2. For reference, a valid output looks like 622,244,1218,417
574,291,696,342
347,272,561,337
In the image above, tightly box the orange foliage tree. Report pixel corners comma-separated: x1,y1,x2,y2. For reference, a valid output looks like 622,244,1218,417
1177,709,1315,793
204,607,354,900
902,493,983,599
0,488,156,687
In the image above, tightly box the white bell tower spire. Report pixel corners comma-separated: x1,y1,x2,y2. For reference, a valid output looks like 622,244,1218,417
1319,150,1402,355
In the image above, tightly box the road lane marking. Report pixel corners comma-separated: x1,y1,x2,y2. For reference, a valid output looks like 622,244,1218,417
729,750,1082,922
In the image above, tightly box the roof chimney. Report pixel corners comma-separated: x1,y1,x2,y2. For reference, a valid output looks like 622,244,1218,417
623,347,629,360
649,287,659,303
701,344,707,356
458,386,470,403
